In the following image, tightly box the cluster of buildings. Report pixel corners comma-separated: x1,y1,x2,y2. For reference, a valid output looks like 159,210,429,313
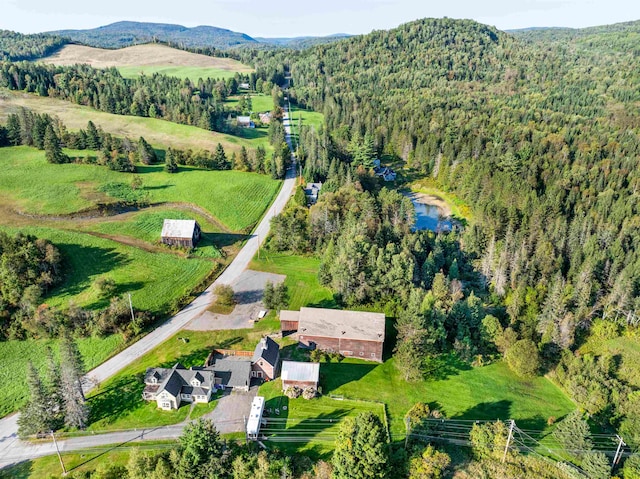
143,307,386,411
373,159,397,182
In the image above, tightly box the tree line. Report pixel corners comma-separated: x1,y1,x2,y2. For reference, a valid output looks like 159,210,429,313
0,29,66,61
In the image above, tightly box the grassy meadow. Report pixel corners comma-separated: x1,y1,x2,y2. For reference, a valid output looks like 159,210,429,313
0,90,273,156
117,65,243,80
0,147,280,232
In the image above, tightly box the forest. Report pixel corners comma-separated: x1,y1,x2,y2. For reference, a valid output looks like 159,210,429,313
0,30,67,61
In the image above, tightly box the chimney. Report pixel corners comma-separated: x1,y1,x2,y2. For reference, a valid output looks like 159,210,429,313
261,337,267,350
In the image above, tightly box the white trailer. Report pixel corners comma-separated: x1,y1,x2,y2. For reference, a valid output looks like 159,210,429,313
246,396,265,440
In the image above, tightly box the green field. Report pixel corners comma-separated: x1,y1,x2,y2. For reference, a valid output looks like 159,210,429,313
288,102,325,148
0,147,280,232
0,335,124,418
250,251,337,310
117,65,244,81
226,93,275,113
0,89,274,156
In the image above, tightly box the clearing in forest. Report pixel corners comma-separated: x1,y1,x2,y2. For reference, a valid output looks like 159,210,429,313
39,43,253,80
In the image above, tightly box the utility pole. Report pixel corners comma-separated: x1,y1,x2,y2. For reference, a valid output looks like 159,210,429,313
128,293,135,323
613,434,626,466
502,420,515,463
404,416,411,449
51,430,67,476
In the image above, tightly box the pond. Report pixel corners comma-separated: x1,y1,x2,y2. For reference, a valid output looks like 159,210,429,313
407,192,454,232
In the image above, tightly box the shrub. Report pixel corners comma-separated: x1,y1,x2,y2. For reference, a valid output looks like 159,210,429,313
213,284,235,307
409,444,451,479
302,387,316,399
284,386,301,399
94,277,117,299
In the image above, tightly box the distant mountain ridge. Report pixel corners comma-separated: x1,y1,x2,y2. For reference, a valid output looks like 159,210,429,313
48,21,352,50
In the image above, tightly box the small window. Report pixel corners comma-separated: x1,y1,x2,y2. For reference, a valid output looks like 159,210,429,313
359,352,364,356
161,401,171,408
151,377,157,384
371,353,376,358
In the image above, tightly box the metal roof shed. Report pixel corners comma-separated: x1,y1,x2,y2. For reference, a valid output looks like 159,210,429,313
246,396,265,440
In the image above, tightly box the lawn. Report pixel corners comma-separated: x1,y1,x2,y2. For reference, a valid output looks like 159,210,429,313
250,251,337,310
84,323,279,432
0,335,124,418
0,146,280,232
259,379,386,458
320,357,575,439
288,102,325,149
0,89,273,156
226,93,275,113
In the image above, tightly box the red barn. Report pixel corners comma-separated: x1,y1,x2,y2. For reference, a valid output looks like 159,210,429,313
280,307,385,362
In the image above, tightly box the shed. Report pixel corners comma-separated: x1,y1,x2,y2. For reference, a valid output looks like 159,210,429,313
281,361,320,391
161,219,201,248
246,396,265,440
237,116,255,128
280,310,300,333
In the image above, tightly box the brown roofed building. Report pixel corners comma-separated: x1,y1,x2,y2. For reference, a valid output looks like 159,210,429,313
279,307,385,362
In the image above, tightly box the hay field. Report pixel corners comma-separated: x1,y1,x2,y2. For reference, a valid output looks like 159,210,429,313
39,43,253,79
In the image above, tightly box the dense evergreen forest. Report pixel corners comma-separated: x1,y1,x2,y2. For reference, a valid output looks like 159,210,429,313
0,30,67,61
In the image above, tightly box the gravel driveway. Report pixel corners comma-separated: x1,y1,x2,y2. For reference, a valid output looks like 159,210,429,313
185,270,285,331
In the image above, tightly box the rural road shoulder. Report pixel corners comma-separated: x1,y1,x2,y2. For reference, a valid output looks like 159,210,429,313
0,107,298,469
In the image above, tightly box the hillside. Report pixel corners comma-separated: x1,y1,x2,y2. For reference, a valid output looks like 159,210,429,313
49,21,259,49
38,43,253,79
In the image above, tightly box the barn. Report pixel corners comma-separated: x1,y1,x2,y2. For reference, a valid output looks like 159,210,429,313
281,361,320,391
279,307,386,362
161,219,201,248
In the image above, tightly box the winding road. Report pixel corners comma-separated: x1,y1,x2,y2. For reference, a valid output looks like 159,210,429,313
0,106,298,469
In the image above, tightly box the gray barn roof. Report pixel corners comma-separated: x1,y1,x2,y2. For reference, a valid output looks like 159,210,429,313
283,307,386,342
281,361,319,383
161,219,198,239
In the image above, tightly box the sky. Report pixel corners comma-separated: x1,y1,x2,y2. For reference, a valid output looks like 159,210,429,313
1,0,640,37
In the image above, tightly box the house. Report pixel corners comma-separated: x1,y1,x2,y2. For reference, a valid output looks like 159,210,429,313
246,396,265,440
280,307,386,362
207,358,251,391
161,219,201,248
281,361,320,391
374,166,396,182
237,116,255,128
143,363,214,410
239,82,250,90
251,337,280,380
304,182,322,205
258,112,272,124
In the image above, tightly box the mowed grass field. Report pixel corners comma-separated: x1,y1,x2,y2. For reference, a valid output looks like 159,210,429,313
39,43,253,81
0,90,273,156
0,147,280,232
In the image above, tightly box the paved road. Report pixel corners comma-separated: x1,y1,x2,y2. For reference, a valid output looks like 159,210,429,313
0,107,297,469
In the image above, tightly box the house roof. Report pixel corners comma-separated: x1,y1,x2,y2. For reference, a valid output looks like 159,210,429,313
161,220,198,239
252,337,280,367
283,307,386,342
281,361,319,383
144,363,215,398
208,358,251,389
237,116,252,123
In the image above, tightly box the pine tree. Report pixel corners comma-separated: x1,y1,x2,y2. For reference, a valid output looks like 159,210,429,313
85,121,101,150
59,332,88,430
17,362,52,437
137,136,157,165
164,148,178,173
44,347,64,429
332,412,389,479
44,124,67,164
213,143,228,170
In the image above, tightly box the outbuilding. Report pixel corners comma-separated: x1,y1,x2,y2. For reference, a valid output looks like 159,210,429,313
281,361,320,391
161,219,201,248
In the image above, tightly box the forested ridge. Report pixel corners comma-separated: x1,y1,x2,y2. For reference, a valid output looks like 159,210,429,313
0,30,67,61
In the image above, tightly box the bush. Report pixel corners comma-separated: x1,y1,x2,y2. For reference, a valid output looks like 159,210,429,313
624,454,640,479
409,444,451,479
94,277,117,299
284,386,301,399
302,387,316,399
505,339,540,378
213,284,235,307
